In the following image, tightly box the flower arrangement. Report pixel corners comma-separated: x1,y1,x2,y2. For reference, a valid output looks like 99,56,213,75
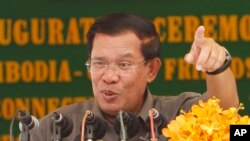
162,97,250,141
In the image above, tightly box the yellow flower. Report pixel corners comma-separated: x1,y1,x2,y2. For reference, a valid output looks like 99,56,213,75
162,97,250,141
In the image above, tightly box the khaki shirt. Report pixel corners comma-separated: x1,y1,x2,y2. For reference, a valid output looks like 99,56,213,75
30,91,207,141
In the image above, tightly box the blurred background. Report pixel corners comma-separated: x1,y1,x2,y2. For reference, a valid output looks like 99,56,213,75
0,0,249,140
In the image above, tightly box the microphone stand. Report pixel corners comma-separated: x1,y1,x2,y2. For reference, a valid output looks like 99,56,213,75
85,125,94,141
51,114,62,141
119,111,128,141
83,111,107,141
114,111,141,141
140,109,165,141
19,124,30,141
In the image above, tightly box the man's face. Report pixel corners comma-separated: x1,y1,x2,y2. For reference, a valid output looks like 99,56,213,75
90,31,151,116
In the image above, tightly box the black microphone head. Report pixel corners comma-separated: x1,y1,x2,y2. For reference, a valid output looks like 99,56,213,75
146,108,167,135
18,110,32,125
114,111,140,139
18,109,39,133
84,111,107,140
51,112,73,138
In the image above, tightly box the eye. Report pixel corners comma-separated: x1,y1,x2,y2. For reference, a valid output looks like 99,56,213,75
117,62,132,70
92,61,106,68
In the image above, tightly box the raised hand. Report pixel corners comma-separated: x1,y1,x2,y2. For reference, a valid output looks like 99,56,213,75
184,26,226,73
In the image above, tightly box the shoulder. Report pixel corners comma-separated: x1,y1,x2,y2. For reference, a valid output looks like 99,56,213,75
153,92,205,104
152,92,207,121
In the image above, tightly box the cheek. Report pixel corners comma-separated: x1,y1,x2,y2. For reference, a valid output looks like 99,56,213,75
91,71,102,82
91,74,101,90
123,71,148,89
133,69,148,81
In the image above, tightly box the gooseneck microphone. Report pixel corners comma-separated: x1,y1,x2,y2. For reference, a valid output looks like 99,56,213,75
17,109,39,141
145,108,167,138
51,112,73,141
18,109,40,133
114,111,140,141
84,111,107,141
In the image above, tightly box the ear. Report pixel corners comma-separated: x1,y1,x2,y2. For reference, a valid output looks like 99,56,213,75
146,58,161,83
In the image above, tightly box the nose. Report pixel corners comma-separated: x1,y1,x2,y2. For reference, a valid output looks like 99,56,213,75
102,66,120,84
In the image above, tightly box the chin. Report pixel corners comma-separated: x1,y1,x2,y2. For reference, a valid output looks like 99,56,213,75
101,104,121,114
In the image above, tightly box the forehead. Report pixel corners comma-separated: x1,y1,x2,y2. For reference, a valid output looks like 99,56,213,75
91,32,144,59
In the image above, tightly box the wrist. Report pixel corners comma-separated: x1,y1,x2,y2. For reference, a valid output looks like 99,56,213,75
206,49,232,75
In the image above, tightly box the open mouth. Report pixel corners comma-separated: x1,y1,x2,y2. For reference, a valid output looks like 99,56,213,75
101,90,118,101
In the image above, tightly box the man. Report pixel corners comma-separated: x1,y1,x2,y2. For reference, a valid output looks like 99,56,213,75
30,12,238,141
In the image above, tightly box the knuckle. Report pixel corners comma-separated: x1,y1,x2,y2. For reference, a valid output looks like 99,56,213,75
209,52,218,62
207,38,214,43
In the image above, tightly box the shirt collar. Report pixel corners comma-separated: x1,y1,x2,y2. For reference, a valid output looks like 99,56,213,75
137,89,154,121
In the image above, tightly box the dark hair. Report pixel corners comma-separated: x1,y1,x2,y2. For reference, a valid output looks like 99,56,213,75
87,12,160,60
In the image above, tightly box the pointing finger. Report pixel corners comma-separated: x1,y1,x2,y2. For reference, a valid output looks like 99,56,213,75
194,26,205,44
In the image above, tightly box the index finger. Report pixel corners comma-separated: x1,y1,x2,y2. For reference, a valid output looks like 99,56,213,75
194,25,205,43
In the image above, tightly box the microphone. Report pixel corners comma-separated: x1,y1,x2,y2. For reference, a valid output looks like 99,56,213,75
146,108,167,135
51,112,73,138
114,111,140,140
84,111,107,140
18,109,39,133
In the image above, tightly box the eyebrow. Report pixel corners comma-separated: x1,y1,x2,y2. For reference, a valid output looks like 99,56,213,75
90,57,106,60
91,53,136,60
